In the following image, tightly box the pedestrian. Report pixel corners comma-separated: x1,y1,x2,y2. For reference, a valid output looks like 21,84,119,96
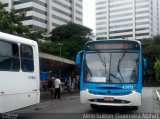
72,76,77,91
47,77,55,98
54,77,61,99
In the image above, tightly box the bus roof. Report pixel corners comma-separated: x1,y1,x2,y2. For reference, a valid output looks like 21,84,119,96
86,39,141,45
0,32,37,46
85,39,141,51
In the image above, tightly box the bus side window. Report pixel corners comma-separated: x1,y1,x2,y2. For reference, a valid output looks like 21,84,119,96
0,40,19,71
20,45,34,72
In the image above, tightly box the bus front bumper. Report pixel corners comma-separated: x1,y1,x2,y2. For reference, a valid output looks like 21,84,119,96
80,90,141,106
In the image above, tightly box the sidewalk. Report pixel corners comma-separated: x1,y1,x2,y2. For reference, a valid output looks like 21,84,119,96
40,91,80,103
11,91,80,113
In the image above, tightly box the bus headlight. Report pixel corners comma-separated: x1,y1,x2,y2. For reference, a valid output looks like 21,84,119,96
84,88,89,92
132,90,136,94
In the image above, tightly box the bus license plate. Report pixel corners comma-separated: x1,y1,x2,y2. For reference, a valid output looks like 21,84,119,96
104,97,114,102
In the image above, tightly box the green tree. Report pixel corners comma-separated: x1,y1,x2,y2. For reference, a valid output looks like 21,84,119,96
26,29,44,41
140,36,160,85
50,22,92,42
154,59,160,83
49,23,93,60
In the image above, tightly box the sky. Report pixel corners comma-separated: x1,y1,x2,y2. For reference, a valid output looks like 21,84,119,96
83,0,96,33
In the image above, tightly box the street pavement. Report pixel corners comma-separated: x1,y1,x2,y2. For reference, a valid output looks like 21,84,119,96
10,87,160,119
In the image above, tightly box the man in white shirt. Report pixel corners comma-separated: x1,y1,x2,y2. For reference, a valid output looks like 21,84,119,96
54,77,61,99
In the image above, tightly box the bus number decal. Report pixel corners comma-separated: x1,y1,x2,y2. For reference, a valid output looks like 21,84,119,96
122,85,134,90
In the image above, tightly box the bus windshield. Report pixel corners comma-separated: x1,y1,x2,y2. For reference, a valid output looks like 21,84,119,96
85,52,139,84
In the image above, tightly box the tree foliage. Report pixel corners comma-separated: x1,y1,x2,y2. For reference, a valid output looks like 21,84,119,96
48,23,93,60
154,59,160,82
140,36,160,84
50,23,92,42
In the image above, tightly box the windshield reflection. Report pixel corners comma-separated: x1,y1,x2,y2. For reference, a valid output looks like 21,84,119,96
85,52,139,84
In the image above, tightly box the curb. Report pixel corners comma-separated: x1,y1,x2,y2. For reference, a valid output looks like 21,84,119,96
155,89,160,102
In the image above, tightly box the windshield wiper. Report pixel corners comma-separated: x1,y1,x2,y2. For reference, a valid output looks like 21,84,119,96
117,52,125,83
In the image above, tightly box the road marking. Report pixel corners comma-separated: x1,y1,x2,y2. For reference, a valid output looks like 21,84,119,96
155,89,160,102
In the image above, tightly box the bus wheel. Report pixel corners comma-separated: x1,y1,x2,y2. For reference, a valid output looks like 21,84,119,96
90,104,98,109
132,106,138,110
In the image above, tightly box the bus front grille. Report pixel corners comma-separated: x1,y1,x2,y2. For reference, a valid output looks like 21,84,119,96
89,91,131,96
89,99,130,104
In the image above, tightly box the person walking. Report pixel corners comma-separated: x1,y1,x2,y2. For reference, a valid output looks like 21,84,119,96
54,77,61,99
47,77,55,98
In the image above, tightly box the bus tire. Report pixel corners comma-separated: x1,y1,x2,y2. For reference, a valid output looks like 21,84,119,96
132,106,138,110
90,104,98,109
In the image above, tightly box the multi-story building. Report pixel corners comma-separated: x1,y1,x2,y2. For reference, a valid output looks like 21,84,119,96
1,0,83,34
96,0,160,40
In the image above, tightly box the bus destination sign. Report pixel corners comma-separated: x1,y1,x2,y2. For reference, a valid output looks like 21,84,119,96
85,41,140,51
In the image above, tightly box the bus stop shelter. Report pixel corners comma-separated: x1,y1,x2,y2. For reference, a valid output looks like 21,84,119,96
39,52,76,78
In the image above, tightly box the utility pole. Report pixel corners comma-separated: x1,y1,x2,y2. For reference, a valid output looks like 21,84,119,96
58,43,63,79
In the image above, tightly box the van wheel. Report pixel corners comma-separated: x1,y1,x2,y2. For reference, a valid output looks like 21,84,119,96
132,106,138,110
90,104,98,109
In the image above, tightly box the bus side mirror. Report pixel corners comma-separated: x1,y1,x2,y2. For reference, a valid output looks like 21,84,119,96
76,50,84,68
143,58,147,69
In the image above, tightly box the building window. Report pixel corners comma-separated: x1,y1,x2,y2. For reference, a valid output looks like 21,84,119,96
2,3,8,7
52,0,72,10
96,1,106,5
52,15,70,23
136,10,149,15
75,3,82,8
136,21,149,25
110,12,133,18
136,16,149,20
96,27,106,30
96,16,107,20
76,17,82,22
109,29,133,34
24,16,47,24
109,0,129,3
20,45,34,72
65,0,72,3
109,7,133,13
76,10,82,15
109,34,133,39
96,6,107,10
0,40,19,71
136,4,149,9
110,23,133,29
110,18,133,23
96,32,107,35
136,33,149,36
52,7,72,18
15,7,47,16
96,11,107,15
14,0,47,7
109,1,133,8
96,22,107,25
135,0,149,4
136,27,149,31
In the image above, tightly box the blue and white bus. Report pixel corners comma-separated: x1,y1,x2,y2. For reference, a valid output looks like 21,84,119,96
76,40,146,110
